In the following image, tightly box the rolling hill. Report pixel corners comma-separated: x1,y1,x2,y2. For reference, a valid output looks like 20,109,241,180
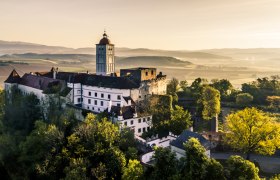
116,56,192,67
0,53,191,68
0,40,232,60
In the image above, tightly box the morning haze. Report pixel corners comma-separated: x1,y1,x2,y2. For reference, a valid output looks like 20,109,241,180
1,0,280,89
1,0,280,50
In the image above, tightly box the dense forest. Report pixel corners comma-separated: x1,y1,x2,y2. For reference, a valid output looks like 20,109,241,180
1,76,280,179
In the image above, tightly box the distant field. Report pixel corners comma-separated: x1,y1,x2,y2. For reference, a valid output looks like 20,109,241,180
1,56,280,89
1,41,280,89
0,59,91,89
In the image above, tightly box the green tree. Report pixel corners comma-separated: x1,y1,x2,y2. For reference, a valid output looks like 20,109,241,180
64,113,126,179
125,147,138,160
0,88,43,179
211,79,233,100
236,93,253,106
0,133,20,179
146,95,173,134
180,80,188,92
183,138,225,180
200,86,221,120
267,96,280,107
63,158,88,180
20,121,64,178
152,147,179,180
0,90,4,134
169,105,192,135
241,76,280,104
167,78,179,95
183,137,209,179
224,108,280,160
190,78,208,98
270,174,280,180
119,128,137,152
3,87,42,135
122,159,143,180
205,159,226,180
226,155,260,180
43,94,64,125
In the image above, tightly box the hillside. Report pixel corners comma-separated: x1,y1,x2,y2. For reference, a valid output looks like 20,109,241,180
0,40,231,60
116,56,192,67
0,53,95,62
0,54,191,68
0,40,73,54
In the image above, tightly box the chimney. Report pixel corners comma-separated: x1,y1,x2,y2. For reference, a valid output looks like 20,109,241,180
108,100,112,112
39,79,42,89
133,106,137,118
53,67,58,79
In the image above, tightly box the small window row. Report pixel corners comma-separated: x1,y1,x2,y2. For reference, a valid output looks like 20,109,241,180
138,127,150,133
138,117,151,123
87,99,104,106
87,106,101,112
87,92,121,100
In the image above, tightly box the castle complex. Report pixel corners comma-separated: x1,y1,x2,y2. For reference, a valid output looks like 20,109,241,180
4,32,167,136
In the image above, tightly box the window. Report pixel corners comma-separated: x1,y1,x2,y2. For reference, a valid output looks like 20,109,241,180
151,70,154,75
147,117,151,121
145,72,148,76
81,98,83,102
147,127,150,131
92,107,94,110
143,118,146,122
138,119,141,123
88,91,91,96
95,92,97,97
88,99,91,104
94,100,97,105
117,95,121,100
108,94,111,99
87,106,89,109
101,101,104,106
101,93,104,98
124,121,127,126
138,128,141,133
117,103,120,107
77,98,81,102
130,120,134,125
139,95,141,99
143,127,146,132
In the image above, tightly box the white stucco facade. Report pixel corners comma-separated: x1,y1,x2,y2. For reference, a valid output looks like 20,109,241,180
67,82,140,113
119,115,152,136
5,83,46,102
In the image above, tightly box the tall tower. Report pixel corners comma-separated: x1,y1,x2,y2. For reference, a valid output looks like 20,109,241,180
96,31,115,76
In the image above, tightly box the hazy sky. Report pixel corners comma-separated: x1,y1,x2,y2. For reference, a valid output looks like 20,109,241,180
1,0,280,50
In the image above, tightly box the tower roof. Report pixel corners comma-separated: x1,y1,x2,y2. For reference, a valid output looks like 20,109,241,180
4,69,21,83
99,31,111,45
